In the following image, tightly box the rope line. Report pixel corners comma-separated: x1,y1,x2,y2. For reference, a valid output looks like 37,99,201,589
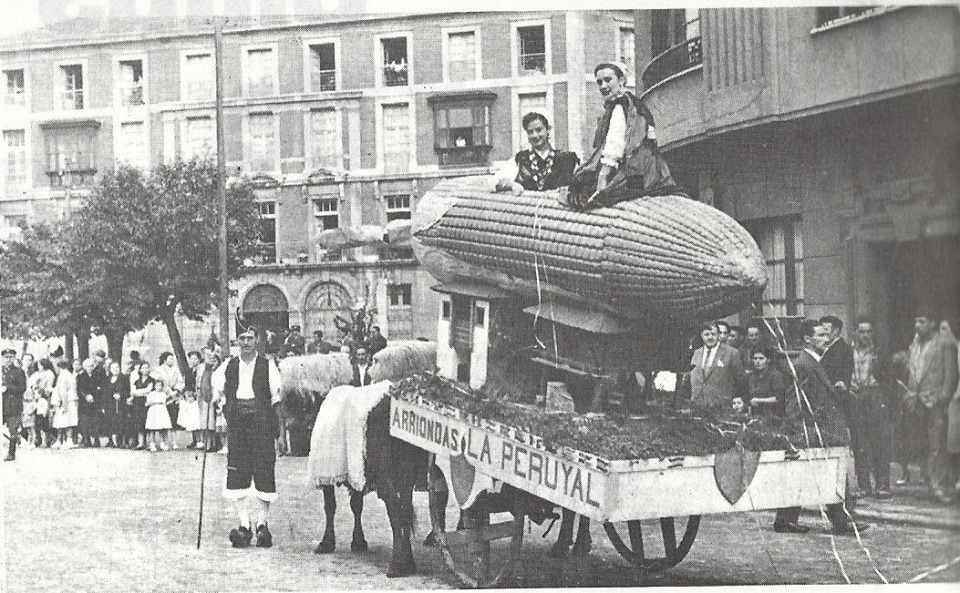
906,553,960,583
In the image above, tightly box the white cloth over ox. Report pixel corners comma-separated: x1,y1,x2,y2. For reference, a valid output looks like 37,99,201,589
307,380,392,491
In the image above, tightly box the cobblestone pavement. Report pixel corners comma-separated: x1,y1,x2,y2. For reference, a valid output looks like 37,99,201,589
3,447,958,591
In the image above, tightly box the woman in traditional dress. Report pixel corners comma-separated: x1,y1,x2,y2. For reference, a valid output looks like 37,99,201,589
495,112,580,195
51,359,78,448
568,62,679,210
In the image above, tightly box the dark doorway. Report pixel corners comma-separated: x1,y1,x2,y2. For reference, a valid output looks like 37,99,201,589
879,236,960,351
242,284,290,354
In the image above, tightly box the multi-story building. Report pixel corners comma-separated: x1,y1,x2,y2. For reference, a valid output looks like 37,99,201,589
636,5,960,348
1,10,636,354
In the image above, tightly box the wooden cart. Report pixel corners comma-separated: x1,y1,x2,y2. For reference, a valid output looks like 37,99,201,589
390,394,850,588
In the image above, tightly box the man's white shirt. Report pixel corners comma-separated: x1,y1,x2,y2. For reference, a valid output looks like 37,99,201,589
212,355,283,405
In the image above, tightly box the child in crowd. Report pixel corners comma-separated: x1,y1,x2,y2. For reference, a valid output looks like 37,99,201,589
215,397,228,456
145,378,173,451
177,390,202,447
21,386,37,448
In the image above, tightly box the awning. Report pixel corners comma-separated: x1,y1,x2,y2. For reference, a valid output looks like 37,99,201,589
522,301,636,334
431,281,509,300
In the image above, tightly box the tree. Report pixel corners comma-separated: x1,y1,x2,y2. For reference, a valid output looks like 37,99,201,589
66,159,261,373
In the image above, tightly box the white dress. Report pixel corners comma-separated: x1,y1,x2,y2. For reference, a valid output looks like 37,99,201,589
145,391,172,430
177,398,201,431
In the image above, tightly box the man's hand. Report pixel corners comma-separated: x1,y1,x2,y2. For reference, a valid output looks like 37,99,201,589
834,380,847,392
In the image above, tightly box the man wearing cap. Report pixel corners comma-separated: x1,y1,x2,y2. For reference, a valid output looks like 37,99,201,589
2,347,26,461
212,326,284,548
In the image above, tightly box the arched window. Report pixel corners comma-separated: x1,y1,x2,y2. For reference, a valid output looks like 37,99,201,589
304,282,353,343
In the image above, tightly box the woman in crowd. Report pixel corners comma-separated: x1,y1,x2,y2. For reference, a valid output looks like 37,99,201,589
130,361,154,450
153,352,184,445
495,112,580,195
568,62,679,210
747,347,787,421
145,377,173,451
103,361,127,448
51,359,78,448
33,358,56,447
20,354,38,447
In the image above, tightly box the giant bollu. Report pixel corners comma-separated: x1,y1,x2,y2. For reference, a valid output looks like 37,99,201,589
412,176,767,325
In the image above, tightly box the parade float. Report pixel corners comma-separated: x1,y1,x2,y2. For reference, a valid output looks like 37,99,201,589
383,176,850,587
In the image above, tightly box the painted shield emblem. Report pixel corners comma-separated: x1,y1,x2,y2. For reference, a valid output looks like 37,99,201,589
449,453,477,507
713,443,761,505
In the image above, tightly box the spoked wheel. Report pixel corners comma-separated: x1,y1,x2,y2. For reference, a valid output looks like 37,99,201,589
603,515,701,571
429,493,526,588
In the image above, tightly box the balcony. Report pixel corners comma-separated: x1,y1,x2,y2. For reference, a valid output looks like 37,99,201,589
436,145,492,168
519,53,546,75
60,89,84,110
641,36,703,90
121,84,143,106
383,63,408,87
314,69,336,92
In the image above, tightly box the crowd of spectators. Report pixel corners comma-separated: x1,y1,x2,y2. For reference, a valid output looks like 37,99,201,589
686,307,960,505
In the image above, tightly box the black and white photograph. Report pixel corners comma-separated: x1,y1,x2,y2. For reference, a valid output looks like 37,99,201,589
1,1,958,590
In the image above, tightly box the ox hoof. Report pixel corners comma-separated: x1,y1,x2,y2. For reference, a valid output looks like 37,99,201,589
387,560,417,578
314,538,335,554
351,537,369,553
548,542,570,558
570,539,592,557
423,532,438,547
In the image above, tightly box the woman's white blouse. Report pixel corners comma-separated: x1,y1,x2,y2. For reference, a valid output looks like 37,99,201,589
600,104,627,168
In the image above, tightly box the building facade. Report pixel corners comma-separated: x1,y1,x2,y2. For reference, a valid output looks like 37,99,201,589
1,10,636,354
637,5,960,349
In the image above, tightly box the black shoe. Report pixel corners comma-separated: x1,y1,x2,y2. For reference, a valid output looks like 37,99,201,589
832,521,869,535
230,525,253,548
255,524,273,548
773,522,810,534
3,455,15,462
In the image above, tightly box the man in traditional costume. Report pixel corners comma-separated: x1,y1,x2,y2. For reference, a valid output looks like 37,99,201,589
212,326,284,548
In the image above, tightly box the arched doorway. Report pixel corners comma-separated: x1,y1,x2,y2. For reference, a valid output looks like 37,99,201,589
304,282,353,343
242,284,289,353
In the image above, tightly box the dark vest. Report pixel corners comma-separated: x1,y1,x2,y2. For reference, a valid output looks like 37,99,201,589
223,356,278,436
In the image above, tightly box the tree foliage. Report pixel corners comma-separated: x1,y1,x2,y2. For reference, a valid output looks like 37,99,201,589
0,158,262,370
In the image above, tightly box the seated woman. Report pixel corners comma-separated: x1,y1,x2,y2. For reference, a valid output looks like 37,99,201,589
495,112,580,195
568,62,680,210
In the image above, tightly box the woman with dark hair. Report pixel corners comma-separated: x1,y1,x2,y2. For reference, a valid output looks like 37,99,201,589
130,361,154,450
568,62,679,209
104,361,128,448
747,346,787,420
495,112,580,195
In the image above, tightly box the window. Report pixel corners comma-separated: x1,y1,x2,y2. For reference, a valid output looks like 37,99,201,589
446,30,477,82
118,59,144,106
618,27,635,84
748,218,804,318
429,93,494,167
4,69,25,108
184,116,214,159
308,109,340,170
60,64,84,110
385,194,411,222
257,201,277,263
381,103,411,173
245,47,276,97
380,37,408,87
388,284,412,307
3,130,26,187
517,25,546,75
247,113,277,172
43,123,99,186
816,6,877,27
118,122,148,169
308,42,337,92
313,197,339,231
183,53,213,101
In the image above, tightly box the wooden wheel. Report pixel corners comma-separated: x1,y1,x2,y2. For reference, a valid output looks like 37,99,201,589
603,515,701,571
429,493,526,589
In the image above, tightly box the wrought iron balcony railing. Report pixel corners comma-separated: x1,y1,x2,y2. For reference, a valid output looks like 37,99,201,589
641,36,703,90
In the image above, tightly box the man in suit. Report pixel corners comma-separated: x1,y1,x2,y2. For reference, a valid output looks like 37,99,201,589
774,319,868,534
819,315,865,493
690,321,745,408
76,358,104,447
212,326,284,549
351,347,373,387
2,347,26,461
905,307,959,504
365,326,388,356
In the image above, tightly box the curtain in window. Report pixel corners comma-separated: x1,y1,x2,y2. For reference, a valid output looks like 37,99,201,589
382,104,410,173
248,114,276,172
310,109,339,170
448,32,476,82
119,122,147,169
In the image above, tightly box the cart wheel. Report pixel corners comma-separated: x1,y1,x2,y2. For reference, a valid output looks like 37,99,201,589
603,515,701,571
429,494,526,588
